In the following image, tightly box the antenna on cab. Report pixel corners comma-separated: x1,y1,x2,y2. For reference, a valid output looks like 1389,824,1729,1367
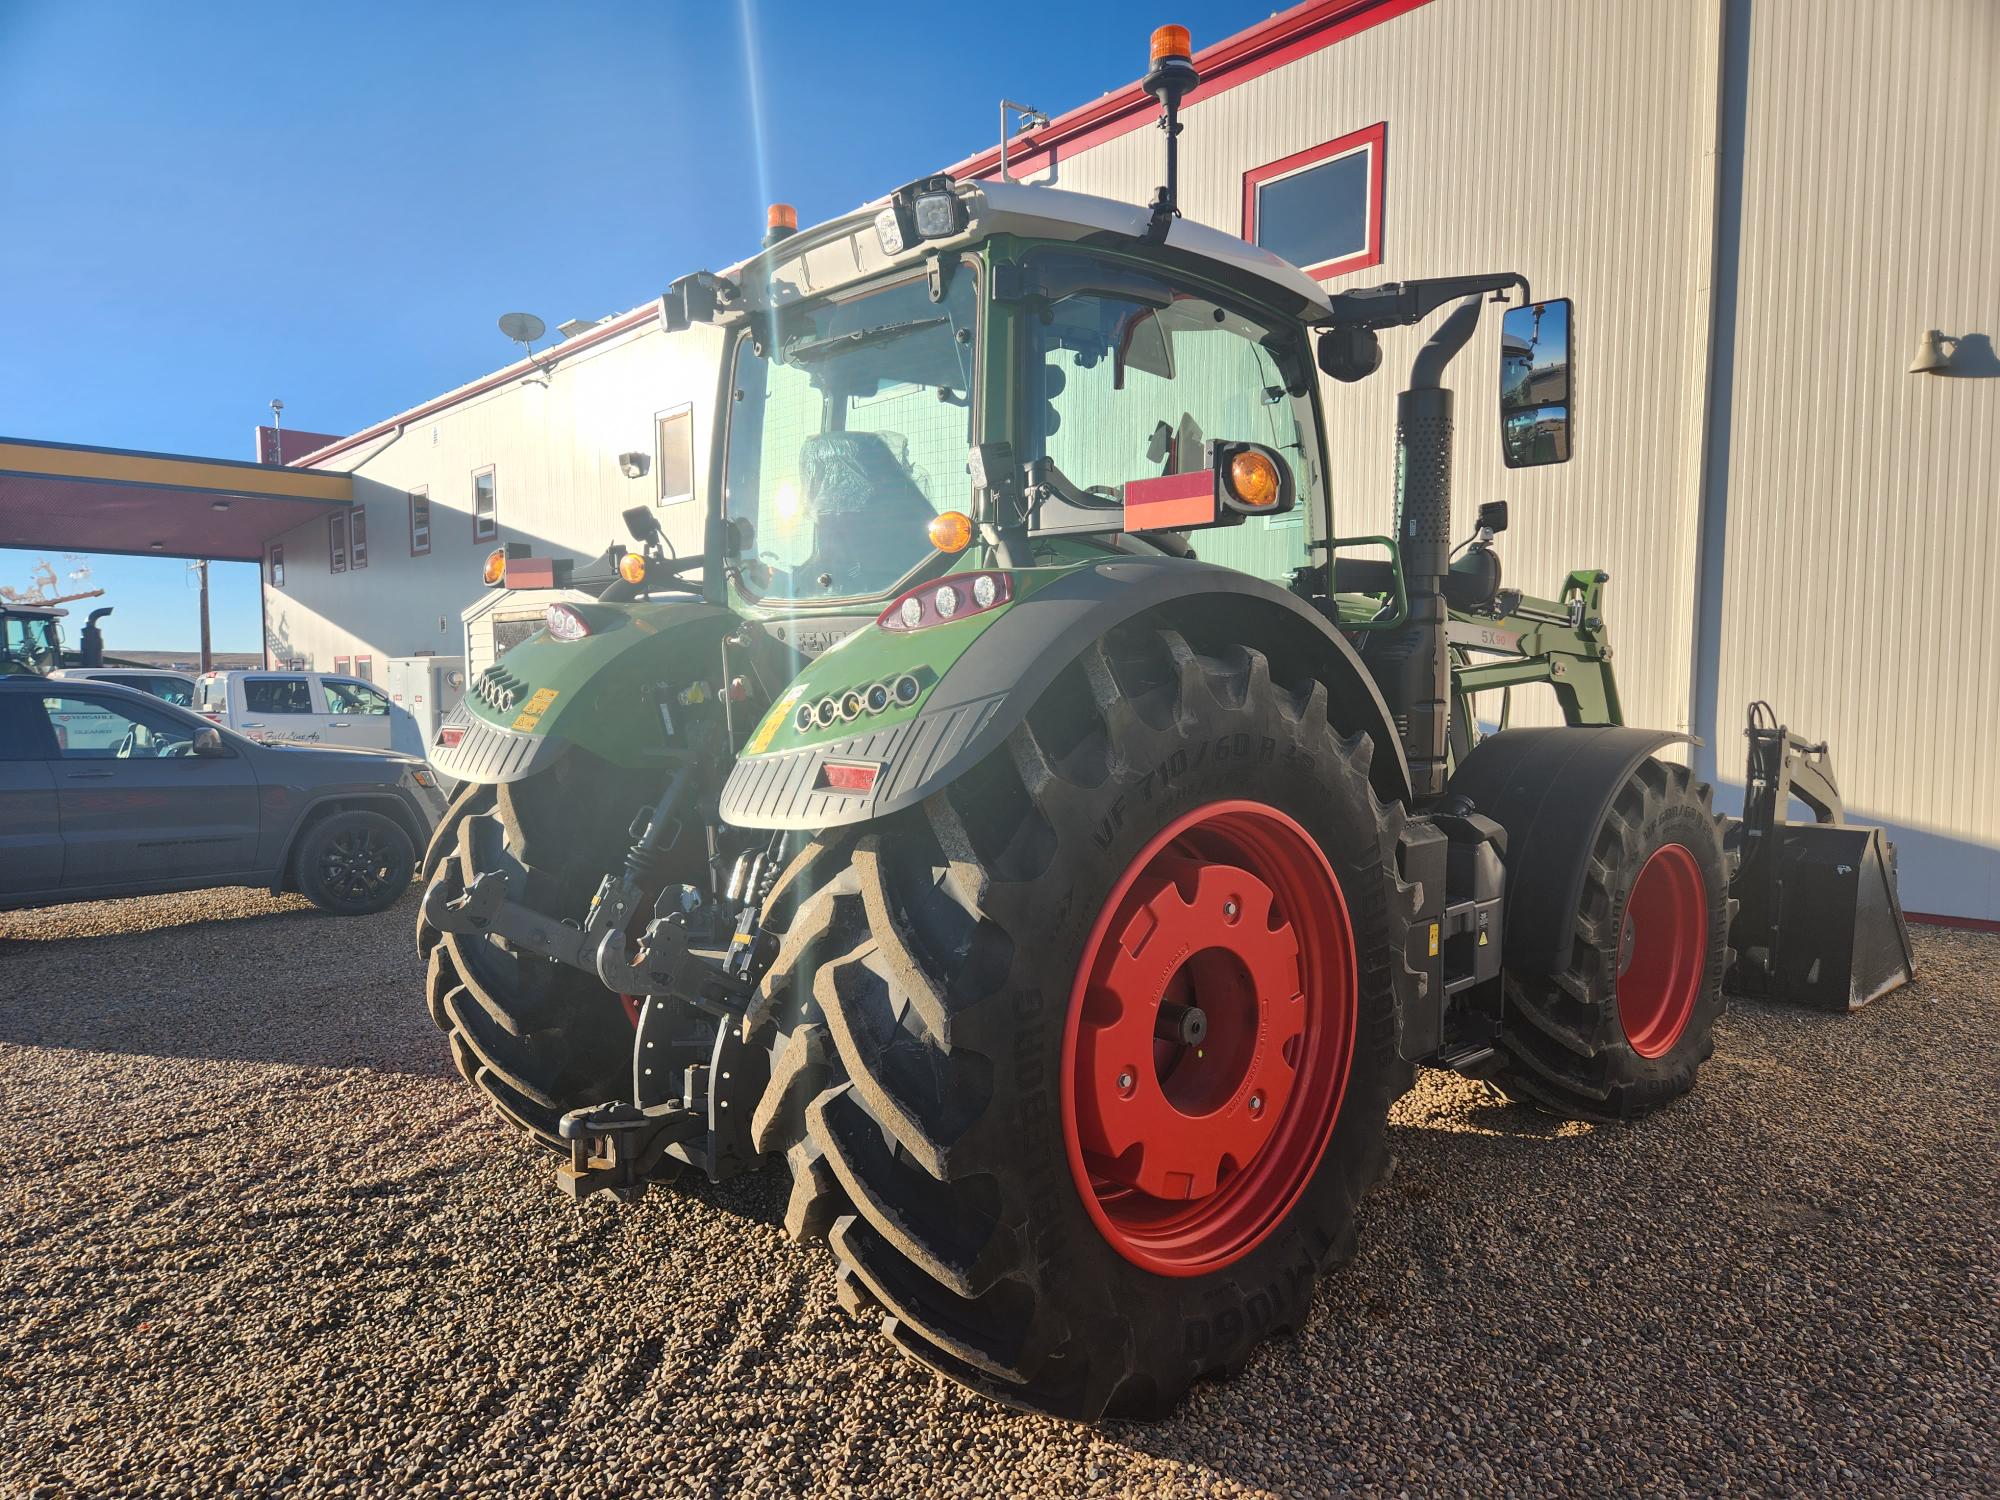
1142,25,1199,243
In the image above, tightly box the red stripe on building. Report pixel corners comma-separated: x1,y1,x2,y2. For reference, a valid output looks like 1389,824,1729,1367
951,0,1433,183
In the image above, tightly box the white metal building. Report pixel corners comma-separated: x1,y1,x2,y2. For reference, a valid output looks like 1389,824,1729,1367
267,0,1997,922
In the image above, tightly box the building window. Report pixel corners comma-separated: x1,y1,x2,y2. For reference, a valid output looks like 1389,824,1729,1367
351,507,368,569
329,512,349,573
334,655,351,675
472,466,497,541
268,544,285,589
656,404,695,505
1242,122,1386,281
409,488,431,555
354,654,373,682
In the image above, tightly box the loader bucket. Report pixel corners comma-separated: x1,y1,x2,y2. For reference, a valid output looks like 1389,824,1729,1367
1722,703,1917,1012
1726,820,1916,1012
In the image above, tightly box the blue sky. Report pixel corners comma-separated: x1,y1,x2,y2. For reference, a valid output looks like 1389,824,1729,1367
0,1,1272,651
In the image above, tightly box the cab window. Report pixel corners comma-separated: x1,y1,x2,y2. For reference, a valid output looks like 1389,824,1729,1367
37,693,198,759
1026,265,1320,584
148,676,194,708
324,679,390,715
243,677,315,714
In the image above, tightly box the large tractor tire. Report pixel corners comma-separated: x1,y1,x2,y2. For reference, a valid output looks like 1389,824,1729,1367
749,625,1410,1420
1490,757,1731,1122
415,753,672,1153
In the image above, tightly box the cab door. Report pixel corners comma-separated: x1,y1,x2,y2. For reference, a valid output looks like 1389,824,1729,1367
35,689,260,890
236,673,327,745
320,677,396,750
0,695,61,898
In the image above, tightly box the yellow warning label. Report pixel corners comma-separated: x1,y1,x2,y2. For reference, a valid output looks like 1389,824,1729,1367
748,686,805,755
1478,929,1489,946
510,687,560,734
1427,922,1440,957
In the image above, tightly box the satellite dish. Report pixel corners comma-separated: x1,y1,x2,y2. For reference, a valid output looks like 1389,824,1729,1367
498,311,546,346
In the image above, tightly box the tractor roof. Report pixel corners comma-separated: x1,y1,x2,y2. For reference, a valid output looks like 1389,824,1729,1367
733,178,1335,323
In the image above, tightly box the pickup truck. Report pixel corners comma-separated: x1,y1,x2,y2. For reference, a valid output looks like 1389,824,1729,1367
196,669,425,755
0,676,443,915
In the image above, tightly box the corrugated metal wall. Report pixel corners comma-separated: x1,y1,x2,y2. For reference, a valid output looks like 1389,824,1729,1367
1707,0,2000,917
1018,0,1721,742
270,320,721,672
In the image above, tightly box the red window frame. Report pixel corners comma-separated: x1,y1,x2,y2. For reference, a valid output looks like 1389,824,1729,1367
1241,121,1386,282
354,655,373,682
334,655,351,675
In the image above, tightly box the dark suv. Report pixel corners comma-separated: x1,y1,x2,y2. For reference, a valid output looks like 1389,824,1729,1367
0,676,444,916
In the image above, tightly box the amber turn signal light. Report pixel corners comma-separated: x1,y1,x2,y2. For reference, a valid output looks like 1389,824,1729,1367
927,509,974,554
618,552,649,585
482,547,508,586
1150,24,1191,63
1227,450,1281,511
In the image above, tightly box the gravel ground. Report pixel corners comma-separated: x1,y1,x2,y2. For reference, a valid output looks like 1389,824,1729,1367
2,889,1995,1498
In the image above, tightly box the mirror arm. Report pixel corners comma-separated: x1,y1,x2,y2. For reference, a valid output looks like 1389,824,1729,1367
1322,273,1529,332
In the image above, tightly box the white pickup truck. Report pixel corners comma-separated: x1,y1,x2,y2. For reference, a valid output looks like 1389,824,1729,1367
196,670,425,755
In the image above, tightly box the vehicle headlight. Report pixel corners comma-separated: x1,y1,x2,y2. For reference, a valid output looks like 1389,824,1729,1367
873,206,907,257
913,190,959,239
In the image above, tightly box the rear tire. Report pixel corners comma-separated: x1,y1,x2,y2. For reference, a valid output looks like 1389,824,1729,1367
297,810,414,916
414,755,681,1155
751,626,1409,1419
1490,757,1731,1122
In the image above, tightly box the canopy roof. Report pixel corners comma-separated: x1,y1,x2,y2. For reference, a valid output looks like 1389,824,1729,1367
0,436,353,562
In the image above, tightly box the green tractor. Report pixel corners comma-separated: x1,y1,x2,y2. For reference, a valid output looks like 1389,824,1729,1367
418,32,1913,1420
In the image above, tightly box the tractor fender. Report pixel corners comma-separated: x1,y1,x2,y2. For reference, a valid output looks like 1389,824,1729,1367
431,599,736,785
720,557,1412,831
1447,725,1690,977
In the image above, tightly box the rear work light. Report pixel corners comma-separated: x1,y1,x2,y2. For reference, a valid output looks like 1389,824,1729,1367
877,572,1011,632
817,761,880,794
545,603,592,641
436,725,466,749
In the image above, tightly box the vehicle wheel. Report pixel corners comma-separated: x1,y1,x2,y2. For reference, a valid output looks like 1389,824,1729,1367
750,625,1408,1419
1490,757,1731,1122
296,809,415,916
415,754,692,1155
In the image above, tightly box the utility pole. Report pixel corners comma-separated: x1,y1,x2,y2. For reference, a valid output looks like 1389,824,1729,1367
196,559,212,672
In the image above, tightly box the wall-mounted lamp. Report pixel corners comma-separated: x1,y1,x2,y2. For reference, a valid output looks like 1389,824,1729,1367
618,451,649,479
1908,329,1958,374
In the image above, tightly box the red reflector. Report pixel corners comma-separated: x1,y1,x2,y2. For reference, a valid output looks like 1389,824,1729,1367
818,761,879,793
506,557,558,589
437,726,466,748
1123,469,1218,531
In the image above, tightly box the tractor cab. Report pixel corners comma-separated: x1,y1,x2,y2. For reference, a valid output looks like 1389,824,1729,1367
1,605,67,676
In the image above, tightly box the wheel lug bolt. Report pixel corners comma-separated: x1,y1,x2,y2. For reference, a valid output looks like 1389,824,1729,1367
1223,899,1239,920
1248,1091,1265,1116
1117,1071,1135,1094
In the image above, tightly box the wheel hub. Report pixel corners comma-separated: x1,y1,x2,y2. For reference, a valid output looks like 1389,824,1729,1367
1061,800,1358,1277
1617,842,1706,1058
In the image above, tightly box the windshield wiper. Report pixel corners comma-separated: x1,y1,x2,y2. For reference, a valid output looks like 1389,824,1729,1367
782,316,949,363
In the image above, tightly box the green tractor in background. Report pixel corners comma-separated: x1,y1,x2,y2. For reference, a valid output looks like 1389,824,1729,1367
419,31,1913,1420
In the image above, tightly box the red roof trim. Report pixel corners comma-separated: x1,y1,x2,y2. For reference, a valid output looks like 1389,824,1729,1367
286,302,663,470
948,0,1432,183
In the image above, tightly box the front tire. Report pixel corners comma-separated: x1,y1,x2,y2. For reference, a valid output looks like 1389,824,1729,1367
297,810,414,916
752,626,1408,1419
414,756,672,1152
1490,757,1730,1121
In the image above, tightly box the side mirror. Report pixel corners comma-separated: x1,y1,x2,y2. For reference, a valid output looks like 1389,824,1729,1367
193,726,225,757
1499,298,1573,467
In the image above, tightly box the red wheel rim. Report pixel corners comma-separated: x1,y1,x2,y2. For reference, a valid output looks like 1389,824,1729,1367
1617,843,1707,1058
1060,800,1357,1277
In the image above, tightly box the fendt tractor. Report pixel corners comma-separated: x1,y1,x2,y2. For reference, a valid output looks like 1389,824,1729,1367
419,29,1915,1419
